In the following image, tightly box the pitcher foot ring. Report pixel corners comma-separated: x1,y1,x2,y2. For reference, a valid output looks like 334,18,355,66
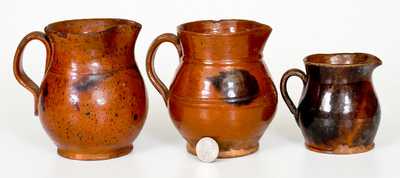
305,143,374,154
186,142,258,158
57,145,133,160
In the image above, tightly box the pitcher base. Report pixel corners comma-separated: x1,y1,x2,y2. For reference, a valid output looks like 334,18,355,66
305,143,374,154
57,145,133,160
186,143,258,158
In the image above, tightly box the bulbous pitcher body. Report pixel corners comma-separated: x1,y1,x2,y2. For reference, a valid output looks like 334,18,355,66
13,19,147,160
147,20,277,158
281,53,382,154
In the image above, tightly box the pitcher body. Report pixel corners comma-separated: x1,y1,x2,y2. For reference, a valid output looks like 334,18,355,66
281,53,382,154
147,20,277,158
14,19,147,160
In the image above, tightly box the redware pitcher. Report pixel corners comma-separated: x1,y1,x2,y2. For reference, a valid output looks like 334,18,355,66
13,19,147,160
280,53,382,154
146,19,278,158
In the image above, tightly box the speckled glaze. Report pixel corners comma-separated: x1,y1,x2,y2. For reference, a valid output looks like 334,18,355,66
146,20,278,158
280,53,382,154
13,19,147,160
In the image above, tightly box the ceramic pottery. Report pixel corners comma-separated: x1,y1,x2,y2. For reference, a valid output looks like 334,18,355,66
13,19,147,160
280,53,382,154
146,19,278,158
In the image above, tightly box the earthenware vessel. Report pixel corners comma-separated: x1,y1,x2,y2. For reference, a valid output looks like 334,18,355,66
280,53,382,154
146,19,277,158
13,19,147,160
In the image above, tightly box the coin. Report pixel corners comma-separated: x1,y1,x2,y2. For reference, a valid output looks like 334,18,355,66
195,137,219,163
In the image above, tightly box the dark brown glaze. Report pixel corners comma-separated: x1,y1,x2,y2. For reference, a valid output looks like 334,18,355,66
13,19,147,160
280,53,382,154
207,69,260,105
146,20,277,158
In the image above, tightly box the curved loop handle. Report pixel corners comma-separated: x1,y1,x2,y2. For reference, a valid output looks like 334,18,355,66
280,68,307,118
146,33,182,105
13,31,52,116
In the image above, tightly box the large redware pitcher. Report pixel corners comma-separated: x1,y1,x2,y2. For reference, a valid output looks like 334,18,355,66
13,19,147,160
146,19,277,158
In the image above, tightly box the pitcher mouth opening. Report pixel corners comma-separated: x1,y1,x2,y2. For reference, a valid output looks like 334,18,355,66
45,18,141,36
304,53,382,67
177,19,272,36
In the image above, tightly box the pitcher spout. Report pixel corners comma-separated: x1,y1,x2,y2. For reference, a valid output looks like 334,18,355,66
369,54,382,69
254,22,273,53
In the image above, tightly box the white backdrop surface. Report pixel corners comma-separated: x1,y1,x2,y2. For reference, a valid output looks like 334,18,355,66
0,0,399,178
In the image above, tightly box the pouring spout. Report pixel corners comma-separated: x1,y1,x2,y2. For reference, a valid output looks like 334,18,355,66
370,55,382,69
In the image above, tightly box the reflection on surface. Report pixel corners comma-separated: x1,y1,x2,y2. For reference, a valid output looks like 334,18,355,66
90,62,100,73
93,90,106,106
319,91,332,112
201,80,211,96
69,93,79,105
318,88,353,114
342,94,351,114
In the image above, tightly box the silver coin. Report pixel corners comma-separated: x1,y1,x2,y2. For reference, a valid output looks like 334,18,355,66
195,137,219,163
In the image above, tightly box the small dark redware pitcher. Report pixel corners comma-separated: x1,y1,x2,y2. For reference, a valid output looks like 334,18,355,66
13,19,147,160
280,53,382,154
146,19,277,158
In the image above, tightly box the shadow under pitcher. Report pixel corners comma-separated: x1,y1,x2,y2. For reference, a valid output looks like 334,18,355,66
13,19,148,160
280,53,382,154
146,19,278,158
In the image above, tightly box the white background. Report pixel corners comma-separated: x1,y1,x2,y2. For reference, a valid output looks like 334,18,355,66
1,0,399,177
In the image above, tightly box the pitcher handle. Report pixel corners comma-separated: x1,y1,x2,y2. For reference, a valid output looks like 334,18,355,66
280,68,307,118
13,31,52,116
146,33,182,105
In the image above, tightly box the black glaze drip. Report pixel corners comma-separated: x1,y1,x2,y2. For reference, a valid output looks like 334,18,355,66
208,69,259,105
72,73,111,92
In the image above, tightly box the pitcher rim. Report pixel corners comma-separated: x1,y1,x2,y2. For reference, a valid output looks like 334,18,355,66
44,18,142,36
303,52,382,67
177,19,272,36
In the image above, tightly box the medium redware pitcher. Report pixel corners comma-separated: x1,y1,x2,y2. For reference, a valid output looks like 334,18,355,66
13,19,147,160
146,19,278,158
